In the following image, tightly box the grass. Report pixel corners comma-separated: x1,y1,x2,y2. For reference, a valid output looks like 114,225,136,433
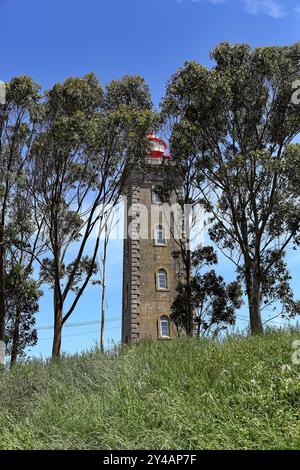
0,328,300,450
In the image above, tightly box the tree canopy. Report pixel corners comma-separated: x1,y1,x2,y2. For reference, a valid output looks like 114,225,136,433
162,42,300,334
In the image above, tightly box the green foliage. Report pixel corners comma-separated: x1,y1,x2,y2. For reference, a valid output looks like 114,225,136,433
40,256,98,293
0,76,42,343
0,330,299,449
5,76,41,116
1,71,156,358
27,72,156,357
171,247,243,336
105,75,152,111
46,73,103,119
5,265,42,357
161,42,300,333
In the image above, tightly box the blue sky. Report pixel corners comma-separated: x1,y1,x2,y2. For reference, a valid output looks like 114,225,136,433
1,0,300,357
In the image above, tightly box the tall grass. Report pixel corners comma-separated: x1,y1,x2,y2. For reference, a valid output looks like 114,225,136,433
0,329,299,450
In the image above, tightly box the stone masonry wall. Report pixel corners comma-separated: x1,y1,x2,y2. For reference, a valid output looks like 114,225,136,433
122,166,182,342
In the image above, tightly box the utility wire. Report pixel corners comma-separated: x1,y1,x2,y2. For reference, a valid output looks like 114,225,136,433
37,315,280,331
38,325,119,341
38,316,281,342
236,315,281,324
37,316,120,331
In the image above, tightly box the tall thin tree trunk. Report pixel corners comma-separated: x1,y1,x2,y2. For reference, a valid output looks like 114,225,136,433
250,275,263,335
52,284,63,358
100,224,108,353
185,248,193,337
197,317,201,338
10,305,21,367
52,312,63,358
0,222,6,343
245,262,264,335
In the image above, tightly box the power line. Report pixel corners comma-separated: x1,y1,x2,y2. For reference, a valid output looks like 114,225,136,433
38,316,282,342
37,315,280,332
236,315,282,325
37,316,120,331
236,316,249,322
38,325,120,341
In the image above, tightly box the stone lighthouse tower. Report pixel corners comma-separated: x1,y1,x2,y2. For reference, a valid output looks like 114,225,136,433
122,134,183,343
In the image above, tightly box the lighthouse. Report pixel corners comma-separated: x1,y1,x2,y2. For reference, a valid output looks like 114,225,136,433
121,133,182,342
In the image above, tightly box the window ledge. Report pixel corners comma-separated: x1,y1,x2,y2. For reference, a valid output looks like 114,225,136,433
152,201,163,205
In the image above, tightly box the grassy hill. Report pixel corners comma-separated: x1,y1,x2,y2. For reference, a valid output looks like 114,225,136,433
0,329,300,450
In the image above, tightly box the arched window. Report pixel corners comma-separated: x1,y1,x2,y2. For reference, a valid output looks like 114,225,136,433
155,225,166,245
160,316,170,338
157,269,168,290
152,186,163,204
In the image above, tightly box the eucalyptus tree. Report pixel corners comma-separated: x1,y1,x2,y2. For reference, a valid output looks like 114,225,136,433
31,74,154,357
5,187,44,365
162,43,300,334
0,77,41,346
171,247,242,337
5,266,41,366
159,120,207,336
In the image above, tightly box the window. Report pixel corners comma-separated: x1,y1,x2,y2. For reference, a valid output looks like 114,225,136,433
152,186,163,204
155,225,166,245
157,269,168,290
160,316,170,338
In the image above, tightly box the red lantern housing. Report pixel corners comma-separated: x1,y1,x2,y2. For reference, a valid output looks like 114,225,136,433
148,133,170,160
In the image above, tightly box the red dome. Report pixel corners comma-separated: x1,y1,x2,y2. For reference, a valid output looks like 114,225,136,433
148,133,169,160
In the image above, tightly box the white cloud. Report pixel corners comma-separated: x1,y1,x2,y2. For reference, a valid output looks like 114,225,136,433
177,0,287,18
245,0,286,18
193,0,226,3
177,0,226,4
